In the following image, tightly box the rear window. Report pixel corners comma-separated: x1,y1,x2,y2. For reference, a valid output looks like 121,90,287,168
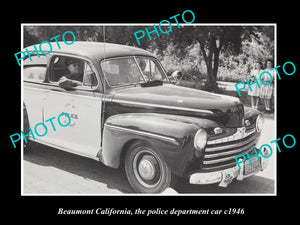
24,55,47,82
24,55,47,66
24,67,47,82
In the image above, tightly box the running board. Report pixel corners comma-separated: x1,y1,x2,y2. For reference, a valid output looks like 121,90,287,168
27,137,102,162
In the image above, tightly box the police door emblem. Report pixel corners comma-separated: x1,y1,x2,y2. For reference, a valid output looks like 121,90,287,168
63,103,78,127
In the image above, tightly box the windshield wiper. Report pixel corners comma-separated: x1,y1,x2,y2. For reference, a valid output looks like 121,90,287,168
140,80,163,87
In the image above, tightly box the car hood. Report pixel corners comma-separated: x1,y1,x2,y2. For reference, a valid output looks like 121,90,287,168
109,84,245,127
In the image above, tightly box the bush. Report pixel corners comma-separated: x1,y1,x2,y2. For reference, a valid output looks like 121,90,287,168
158,53,249,83
153,42,207,82
217,65,250,82
152,39,271,84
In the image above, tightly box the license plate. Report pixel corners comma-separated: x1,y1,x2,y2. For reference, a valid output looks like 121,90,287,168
244,157,260,176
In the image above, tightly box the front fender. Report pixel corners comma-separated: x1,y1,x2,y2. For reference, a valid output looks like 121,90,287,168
244,106,262,125
101,113,220,176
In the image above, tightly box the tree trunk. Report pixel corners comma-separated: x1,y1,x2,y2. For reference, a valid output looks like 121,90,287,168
205,60,217,91
213,49,220,79
198,31,225,93
199,38,219,92
197,28,228,92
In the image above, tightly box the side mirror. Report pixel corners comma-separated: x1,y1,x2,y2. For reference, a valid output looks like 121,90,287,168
168,70,182,85
171,70,183,79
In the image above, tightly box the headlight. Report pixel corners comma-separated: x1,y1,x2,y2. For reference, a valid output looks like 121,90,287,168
194,129,208,151
256,114,264,132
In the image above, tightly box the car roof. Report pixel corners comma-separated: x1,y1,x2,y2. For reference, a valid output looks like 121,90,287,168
26,41,154,61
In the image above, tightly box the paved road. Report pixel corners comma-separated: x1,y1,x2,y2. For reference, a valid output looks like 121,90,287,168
23,118,275,195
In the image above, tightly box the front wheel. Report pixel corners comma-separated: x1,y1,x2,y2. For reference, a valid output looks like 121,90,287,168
125,141,173,193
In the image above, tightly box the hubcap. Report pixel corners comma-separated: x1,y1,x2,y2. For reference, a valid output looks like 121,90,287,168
138,157,156,180
132,150,162,188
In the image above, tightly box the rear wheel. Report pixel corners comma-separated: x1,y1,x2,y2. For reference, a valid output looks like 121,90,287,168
125,141,173,193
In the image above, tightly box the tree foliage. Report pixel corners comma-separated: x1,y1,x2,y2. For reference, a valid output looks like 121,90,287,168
158,25,274,91
24,25,274,91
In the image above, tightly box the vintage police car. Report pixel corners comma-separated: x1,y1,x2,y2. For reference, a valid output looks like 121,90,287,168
23,41,269,193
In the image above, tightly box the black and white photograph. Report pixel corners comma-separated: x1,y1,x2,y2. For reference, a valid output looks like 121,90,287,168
4,4,298,221
20,23,276,195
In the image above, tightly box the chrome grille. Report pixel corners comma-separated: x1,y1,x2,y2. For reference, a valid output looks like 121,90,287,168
202,128,260,171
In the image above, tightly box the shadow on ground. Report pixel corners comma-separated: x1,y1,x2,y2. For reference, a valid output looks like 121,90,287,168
24,143,134,193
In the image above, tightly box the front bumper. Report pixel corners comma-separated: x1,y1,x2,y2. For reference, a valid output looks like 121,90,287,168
189,149,269,187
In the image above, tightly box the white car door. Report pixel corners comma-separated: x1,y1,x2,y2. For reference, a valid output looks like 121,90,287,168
23,54,49,142
42,55,103,158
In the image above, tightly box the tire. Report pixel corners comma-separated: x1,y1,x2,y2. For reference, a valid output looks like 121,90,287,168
125,141,173,193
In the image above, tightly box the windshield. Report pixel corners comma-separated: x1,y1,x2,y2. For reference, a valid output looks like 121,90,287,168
101,56,168,87
135,57,168,82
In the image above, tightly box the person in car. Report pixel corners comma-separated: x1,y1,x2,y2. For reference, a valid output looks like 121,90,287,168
58,58,83,88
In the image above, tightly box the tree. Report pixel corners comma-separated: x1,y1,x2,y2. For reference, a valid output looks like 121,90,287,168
160,25,274,92
23,25,274,92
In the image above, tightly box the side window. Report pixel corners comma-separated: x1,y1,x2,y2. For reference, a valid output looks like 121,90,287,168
51,56,84,82
82,62,98,87
50,56,98,88
23,55,47,82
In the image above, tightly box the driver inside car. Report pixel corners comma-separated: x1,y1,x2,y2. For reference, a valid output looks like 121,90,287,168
58,58,83,88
